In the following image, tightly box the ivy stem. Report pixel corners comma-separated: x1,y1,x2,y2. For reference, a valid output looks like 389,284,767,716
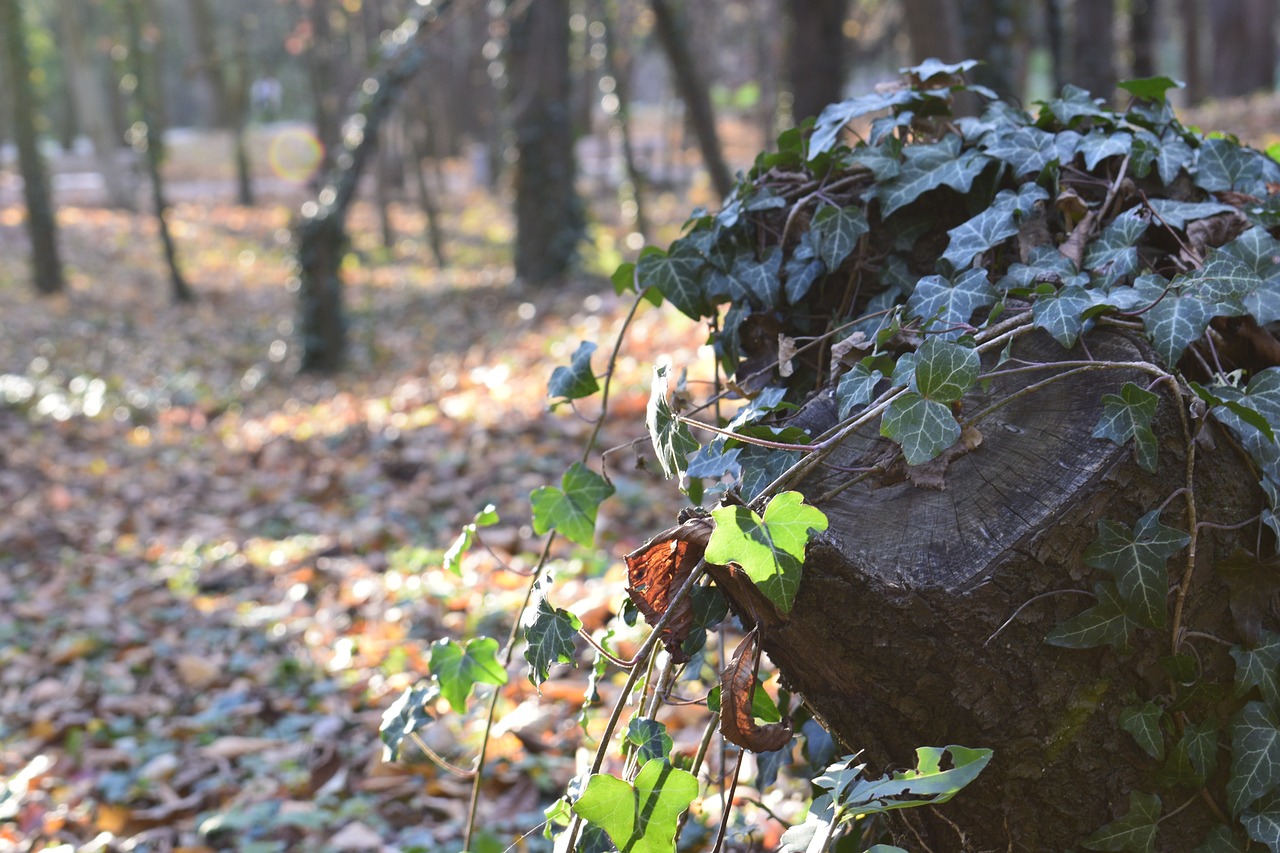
584,286,648,466
985,589,1096,646
675,714,721,842
678,414,817,452
1166,375,1199,658
710,750,746,853
1196,513,1261,532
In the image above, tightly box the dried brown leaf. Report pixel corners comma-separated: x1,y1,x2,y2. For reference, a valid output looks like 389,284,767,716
624,515,713,663
718,630,793,753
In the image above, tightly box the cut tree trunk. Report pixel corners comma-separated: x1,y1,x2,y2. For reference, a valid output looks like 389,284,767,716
705,329,1264,851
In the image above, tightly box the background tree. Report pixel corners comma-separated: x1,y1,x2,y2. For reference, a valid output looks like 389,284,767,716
784,0,850,124
1072,0,1116,102
1,0,64,295
1208,0,1277,98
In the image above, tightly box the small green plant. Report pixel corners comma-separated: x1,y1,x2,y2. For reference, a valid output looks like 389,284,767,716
384,61,1280,851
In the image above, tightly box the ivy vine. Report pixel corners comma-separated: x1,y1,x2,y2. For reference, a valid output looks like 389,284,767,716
382,60,1280,852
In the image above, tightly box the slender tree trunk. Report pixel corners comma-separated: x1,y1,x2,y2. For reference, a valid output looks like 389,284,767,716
1130,0,1158,78
1072,0,1116,101
1208,0,1277,97
410,130,447,267
1044,0,1066,92
1,0,64,295
55,0,133,209
649,0,734,201
229,9,255,207
307,0,343,179
903,0,964,64
187,0,230,126
124,0,194,303
508,0,583,284
784,0,849,124
1181,0,1204,103
960,0,1019,99
599,0,649,239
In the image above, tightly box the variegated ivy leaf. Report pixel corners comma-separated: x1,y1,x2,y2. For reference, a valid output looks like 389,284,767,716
1044,582,1134,651
1146,198,1237,230
1082,510,1190,629
729,247,783,309
1033,285,1092,348
1084,209,1150,288
836,362,884,419
1080,791,1161,853
1078,130,1133,170
637,245,708,320
913,337,979,403
1092,381,1160,472
980,125,1058,177
1118,702,1166,761
523,585,582,686
1197,137,1265,195
880,393,961,466
646,364,699,480
1135,275,1217,366
869,135,992,218
1156,134,1195,185
625,718,674,765
1231,630,1280,710
1222,227,1280,324
809,90,923,157
530,462,615,548
1227,701,1280,817
1040,84,1113,127
942,184,1049,271
906,269,997,338
811,205,870,271
548,341,599,402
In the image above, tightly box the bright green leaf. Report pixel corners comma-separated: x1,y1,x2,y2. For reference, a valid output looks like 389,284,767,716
530,462,614,548
443,503,500,576
1119,76,1184,102
429,637,508,712
705,491,828,613
1093,381,1160,472
646,364,700,480
571,760,699,853
881,392,961,465
548,341,600,402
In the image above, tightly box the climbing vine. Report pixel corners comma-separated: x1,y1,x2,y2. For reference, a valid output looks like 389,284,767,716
382,61,1280,852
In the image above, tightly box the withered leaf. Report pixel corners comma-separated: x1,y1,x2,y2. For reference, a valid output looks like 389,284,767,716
624,515,713,663
719,630,793,753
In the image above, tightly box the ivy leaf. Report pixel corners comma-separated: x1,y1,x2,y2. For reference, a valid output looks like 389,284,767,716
1232,631,1280,710
906,269,997,338
784,231,825,303
737,443,803,503
1118,702,1166,761
809,90,921,157
625,718,674,764
1136,275,1216,366
942,184,1048,270
705,491,828,613
523,586,582,686
637,246,708,319
646,364,699,480
1085,209,1150,287
1045,582,1135,651
1156,134,1195,185
1194,824,1250,853
442,503,500,576
1119,75,1184,101
1228,701,1280,816
1223,227,1280,323
1041,84,1112,127
379,682,438,762
870,136,991,218
548,341,599,402
1146,199,1238,230
811,205,870,271
815,745,992,815
1241,792,1280,853
1083,510,1189,629
571,760,699,853
429,637,508,712
1033,285,1093,348
1183,254,1262,307
981,125,1059,177
836,362,883,419
880,393,962,465
1093,381,1160,472
686,442,742,480
729,247,783,309
1185,719,1221,780
1197,137,1263,194
849,139,903,180
1080,791,1161,853
530,462,615,548
1079,130,1133,170
913,337,980,403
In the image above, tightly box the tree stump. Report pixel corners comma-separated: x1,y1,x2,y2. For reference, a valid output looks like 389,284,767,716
706,329,1267,851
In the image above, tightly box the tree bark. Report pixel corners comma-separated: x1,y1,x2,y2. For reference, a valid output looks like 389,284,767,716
902,0,964,66
187,0,230,127
306,0,344,179
783,0,849,125
702,329,1265,850
1182,0,1205,104
649,0,734,201
1130,0,1158,79
1,0,65,295
1207,0,1277,98
1072,0,1116,101
507,0,583,285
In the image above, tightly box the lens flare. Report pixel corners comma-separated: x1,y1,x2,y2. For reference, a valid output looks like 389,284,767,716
267,128,324,183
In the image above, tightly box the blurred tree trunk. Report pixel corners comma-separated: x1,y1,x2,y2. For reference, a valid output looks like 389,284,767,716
1072,0,1116,101
1,0,64,295
229,8,255,206
1044,0,1066,91
598,0,649,239
123,0,194,303
960,0,1018,98
903,0,964,64
784,0,849,124
1182,0,1205,103
306,0,343,178
1208,0,1277,97
55,0,134,210
187,0,229,126
1130,0,1157,78
508,0,583,284
410,129,447,267
649,0,734,201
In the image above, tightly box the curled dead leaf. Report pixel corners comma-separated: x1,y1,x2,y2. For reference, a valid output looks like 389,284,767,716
778,334,798,378
719,630,792,753
624,515,713,663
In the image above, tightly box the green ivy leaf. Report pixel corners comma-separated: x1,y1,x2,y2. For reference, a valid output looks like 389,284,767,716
625,718,674,764
1041,84,1113,127
571,760,699,853
1194,824,1249,853
942,184,1048,271
1119,75,1184,102
637,246,708,319
809,90,923,157
815,745,992,815
906,269,997,338
1146,199,1238,230
1079,130,1133,170
1080,791,1161,853
913,337,980,403
1083,510,1189,629
442,503,500,576
522,587,581,686
981,126,1059,177
1118,702,1166,761
1232,631,1280,710
1223,227,1280,323
1190,382,1277,442
729,247,783,309
548,341,600,402
1045,582,1135,651
1033,285,1093,348
705,491,828,613
1093,381,1160,472
836,362,884,419
1241,791,1280,852
1184,254,1262,306
737,443,803,503
530,462,614,548
379,682,439,762
881,393,962,465
429,637,508,712
1136,275,1216,366
1085,209,1150,287
646,364,699,480
1197,137,1264,195
1228,701,1280,816
1185,719,1221,780
1156,134,1195,185
811,205,870,271
870,136,991,218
